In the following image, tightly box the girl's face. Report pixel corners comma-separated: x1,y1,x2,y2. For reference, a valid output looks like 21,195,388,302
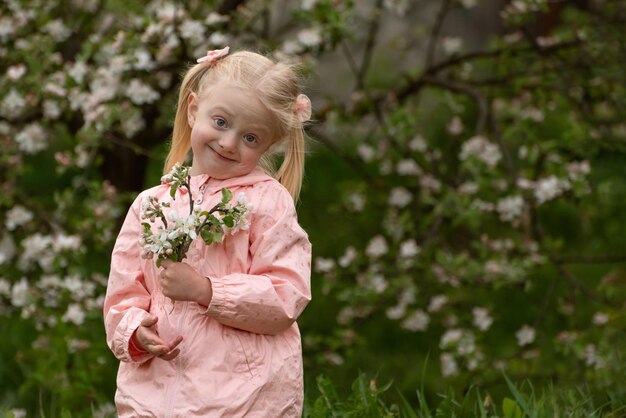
187,84,277,179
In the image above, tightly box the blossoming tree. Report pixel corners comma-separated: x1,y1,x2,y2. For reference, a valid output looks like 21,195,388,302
0,0,625,415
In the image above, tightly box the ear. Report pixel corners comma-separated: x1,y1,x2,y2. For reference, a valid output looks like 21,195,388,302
187,93,198,127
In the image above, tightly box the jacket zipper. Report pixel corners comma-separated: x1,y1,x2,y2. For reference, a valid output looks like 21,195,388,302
163,301,189,418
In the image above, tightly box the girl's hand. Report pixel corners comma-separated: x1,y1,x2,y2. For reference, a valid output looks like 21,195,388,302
135,315,183,361
159,260,213,306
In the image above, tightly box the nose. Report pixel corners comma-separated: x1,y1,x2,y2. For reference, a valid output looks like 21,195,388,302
218,132,237,153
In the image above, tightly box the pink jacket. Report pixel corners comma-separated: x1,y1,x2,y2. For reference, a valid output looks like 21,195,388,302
104,169,312,417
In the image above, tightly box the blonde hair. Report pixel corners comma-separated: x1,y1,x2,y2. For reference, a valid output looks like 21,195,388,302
164,51,308,201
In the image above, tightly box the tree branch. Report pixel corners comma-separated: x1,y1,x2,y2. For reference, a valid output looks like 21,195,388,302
424,0,452,69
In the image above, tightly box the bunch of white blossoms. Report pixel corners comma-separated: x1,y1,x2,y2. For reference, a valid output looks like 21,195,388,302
139,164,251,267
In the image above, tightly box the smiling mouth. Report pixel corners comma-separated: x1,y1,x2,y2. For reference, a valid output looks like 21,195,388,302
210,147,236,162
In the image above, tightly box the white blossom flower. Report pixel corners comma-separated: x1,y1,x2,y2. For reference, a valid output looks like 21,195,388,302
0,17,16,42
592,312,608,325
43,100,62,119
408,135,427,152
472,199,494,212
179,20,205,44
517,177,534,190
347,192,366,212
62,303,86,325
457,333,476,355
209,31,229,46
205,12,230,25
315,257,335,273
365,235,389,259
0,278,11,296
520,107,544,122
133,48,156,70
472,307,493,331
1,89,26,119
11,278,30,307
297,27,322,48
516,325,536,346
68,60,88,83
442,37,463,55
383,0,410,16
399,239,420,258
357,144,375,162
368,274,388,294
126,79,160,105
458,181,478,195
440,328,463,348
386,303,406,320
402,310,430,331
440,353,459,377
7,64,27,80
567,160,591,180
534,175,569,204
396,159,422,176
5,205,34,230
9,409,26,418
388,187,413,208
338,246,357,267
282,40,304,55
0,235,16,265
43,19,71,41
584,344,605,369
56,234,82,251
420,174,442,193
44,80,66,97
460,135,502,167
15,123,48,154
157,3,177,22
19,233,71,271
496,195,524,222
301,0,318,10
428,294,449,312
121,112,146,138
0,121,10,135
447,116,464,135
324,351,345,366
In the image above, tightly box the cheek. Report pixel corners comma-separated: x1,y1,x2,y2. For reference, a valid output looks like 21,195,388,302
190,124,210,146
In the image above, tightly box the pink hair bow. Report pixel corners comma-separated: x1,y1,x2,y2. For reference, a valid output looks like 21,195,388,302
295,94,312,123
197,46,230,64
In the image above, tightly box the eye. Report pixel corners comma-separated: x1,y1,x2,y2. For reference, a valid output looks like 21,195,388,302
214,117,227,128
243,134,258,144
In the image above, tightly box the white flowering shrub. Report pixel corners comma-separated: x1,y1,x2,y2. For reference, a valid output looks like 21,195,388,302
0,0,625,415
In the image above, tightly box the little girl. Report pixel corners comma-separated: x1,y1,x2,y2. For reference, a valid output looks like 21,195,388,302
104,47,313,417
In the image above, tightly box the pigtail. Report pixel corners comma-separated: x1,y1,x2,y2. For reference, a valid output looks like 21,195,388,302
164,65,208,174
276,126,306,201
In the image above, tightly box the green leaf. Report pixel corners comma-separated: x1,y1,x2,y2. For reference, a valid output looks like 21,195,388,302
170,184,177,199
502,397,522,418
221,188,233,204
201,228,214,245
222,215,234,228
503,374,532,417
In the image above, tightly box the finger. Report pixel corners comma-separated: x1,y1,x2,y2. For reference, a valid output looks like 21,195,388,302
168,335,183,351
159,348,181,361
160,259,173,269
140,315,158,328
145,343,170,357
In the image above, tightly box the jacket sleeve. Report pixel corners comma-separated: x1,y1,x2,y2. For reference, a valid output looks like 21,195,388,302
103,193,154,363
204,185,312,335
